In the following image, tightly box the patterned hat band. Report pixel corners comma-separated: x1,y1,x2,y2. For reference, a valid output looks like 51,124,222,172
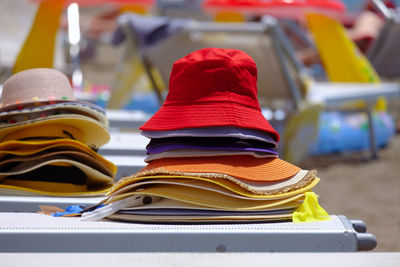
0,96,70,109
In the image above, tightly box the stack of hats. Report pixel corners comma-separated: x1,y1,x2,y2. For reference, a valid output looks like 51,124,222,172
0,68,116,196
82,48,328,223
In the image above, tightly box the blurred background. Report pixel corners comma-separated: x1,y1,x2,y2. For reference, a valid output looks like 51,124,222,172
0,0,399,251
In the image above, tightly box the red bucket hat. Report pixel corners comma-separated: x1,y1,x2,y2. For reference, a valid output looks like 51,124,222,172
140,48,279,142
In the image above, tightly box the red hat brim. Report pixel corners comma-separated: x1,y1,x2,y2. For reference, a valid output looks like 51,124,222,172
140,101,279,142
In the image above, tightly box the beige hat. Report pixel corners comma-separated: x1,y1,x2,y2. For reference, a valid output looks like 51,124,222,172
1,68,99,111
0,68,110,148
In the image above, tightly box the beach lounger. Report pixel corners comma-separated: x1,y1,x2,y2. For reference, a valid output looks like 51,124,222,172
118,14,400,161
0,212,376,252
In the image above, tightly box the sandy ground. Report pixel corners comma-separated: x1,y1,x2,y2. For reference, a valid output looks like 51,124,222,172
301,124,400,252
298,99,400,252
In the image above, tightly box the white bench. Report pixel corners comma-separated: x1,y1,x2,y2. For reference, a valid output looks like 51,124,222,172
0,212,376,252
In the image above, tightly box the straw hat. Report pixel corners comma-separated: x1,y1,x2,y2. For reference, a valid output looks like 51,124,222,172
0,68,109,148
135,155,301,182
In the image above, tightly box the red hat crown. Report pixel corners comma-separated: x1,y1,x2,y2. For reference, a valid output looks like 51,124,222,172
165,48,261,110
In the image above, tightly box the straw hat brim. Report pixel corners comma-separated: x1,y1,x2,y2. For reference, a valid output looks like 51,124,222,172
0,102,108,126
0,139,116,172
0,157,113,185
0,181,112,196
112,170,318,196
0,150,116,178
135,155,301,182
0,115,110,148
0,99,105,114
106,184,306,210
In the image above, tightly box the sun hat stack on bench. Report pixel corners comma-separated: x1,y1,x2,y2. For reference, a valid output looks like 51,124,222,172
0,68,116,197
82,48,329,223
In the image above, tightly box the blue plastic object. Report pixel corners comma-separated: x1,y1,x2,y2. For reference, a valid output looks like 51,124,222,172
52,205,87,217
309,111,396,155
52,204,107,217
122,91,160,114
